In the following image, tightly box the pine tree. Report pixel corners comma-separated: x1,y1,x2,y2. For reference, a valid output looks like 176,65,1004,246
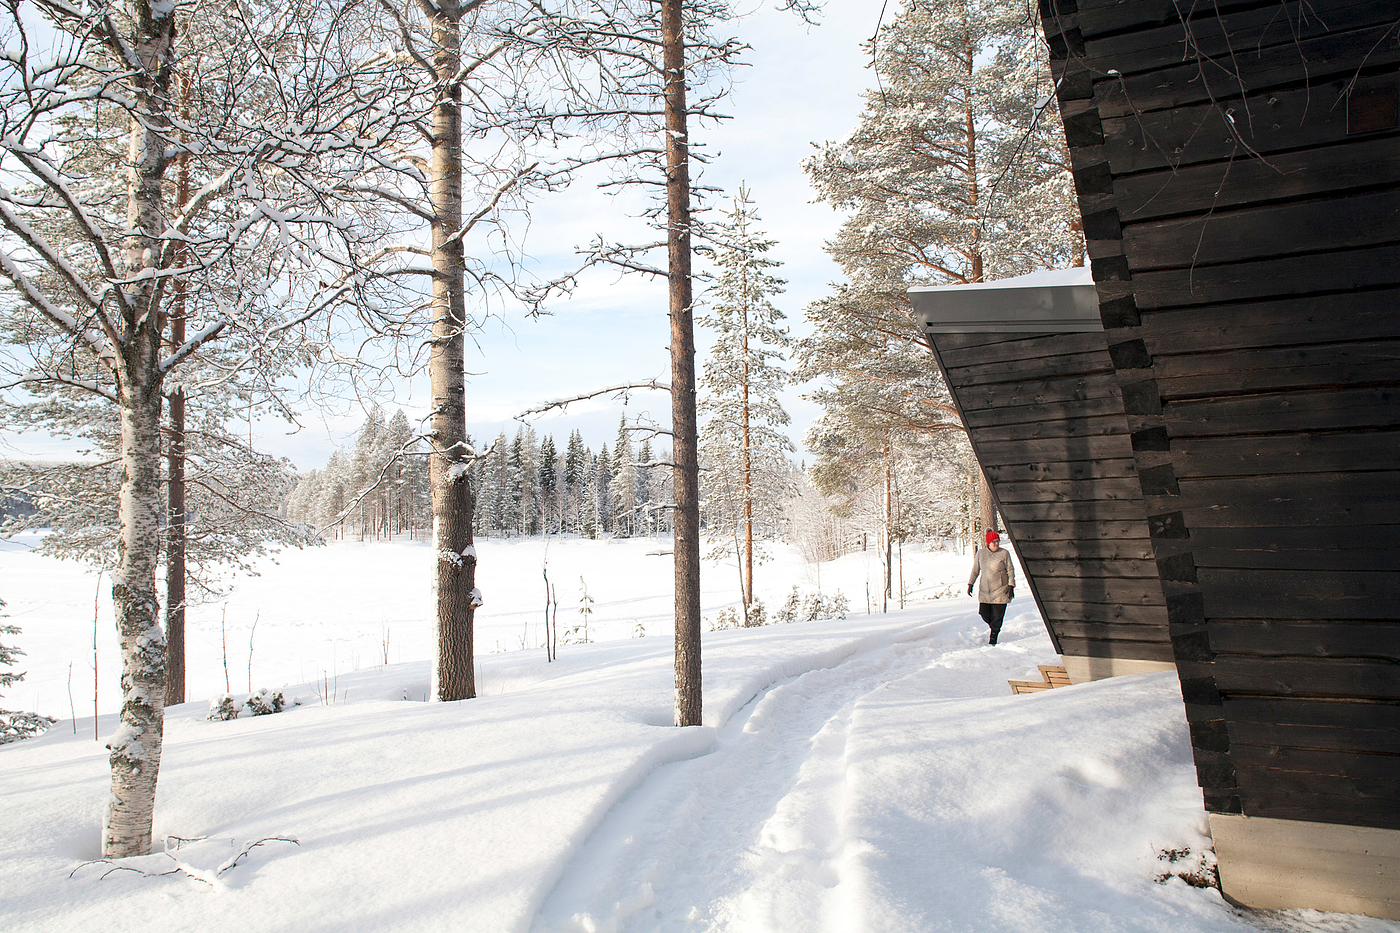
349,407,386,540
698,186,794,613
799,0,1081,550
380,410,416,539
319,451,350,538
805,0,1081,287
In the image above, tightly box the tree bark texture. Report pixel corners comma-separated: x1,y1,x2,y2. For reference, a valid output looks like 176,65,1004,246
963,35,984,284
883,436,893,608
104,1,175,859
978,466,997,537
164,377,185,707
163,144,191,710
663,0,701,728
429,0,477,702
741,322,754,609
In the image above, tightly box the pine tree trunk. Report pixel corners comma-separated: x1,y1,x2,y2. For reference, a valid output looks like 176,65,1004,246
164,141,190,711
963,36,983,284
883,438,893,607
663,0,701,728
741,343,753,609
429,0,477,702
164,380,185,707
978,466,997,537
105,4,175,859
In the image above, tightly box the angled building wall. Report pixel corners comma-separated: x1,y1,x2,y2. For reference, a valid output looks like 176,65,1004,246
1039,0,1400,918
911,270,1174,681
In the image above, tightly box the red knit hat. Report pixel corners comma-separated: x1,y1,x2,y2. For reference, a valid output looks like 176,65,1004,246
985,530,1000,544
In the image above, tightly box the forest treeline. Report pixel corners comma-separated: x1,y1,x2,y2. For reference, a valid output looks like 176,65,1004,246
283,410,678,542
283,406,982,557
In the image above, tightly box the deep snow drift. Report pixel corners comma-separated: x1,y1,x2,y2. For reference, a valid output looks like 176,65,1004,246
2,538,1395,933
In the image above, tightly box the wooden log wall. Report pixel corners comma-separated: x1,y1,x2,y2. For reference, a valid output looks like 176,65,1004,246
926,329,1172,663
1040,0,1400,832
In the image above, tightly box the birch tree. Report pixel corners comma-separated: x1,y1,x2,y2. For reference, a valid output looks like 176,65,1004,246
0,0,409,856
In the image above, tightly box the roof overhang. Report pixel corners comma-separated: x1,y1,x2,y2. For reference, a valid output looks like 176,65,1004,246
908,267,1102,334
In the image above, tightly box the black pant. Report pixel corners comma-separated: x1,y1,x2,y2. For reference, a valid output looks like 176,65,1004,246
979,602,1007,644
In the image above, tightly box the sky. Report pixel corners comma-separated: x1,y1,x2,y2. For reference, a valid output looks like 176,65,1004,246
1,0,889,472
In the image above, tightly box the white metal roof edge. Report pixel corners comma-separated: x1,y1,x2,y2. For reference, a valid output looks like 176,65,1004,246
907,267,1102,335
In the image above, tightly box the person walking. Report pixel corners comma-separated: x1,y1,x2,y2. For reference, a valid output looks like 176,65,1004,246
968,529,1015,645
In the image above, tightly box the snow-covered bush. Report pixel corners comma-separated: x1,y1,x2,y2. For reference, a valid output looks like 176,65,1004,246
707,606,742,632
803,591,848,622
245,689,286,716
774,587,848,623
775,587,802,624
0,622,55,744
208,695,240,721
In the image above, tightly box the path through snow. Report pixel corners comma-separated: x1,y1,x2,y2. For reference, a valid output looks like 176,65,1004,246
535,618,1000,932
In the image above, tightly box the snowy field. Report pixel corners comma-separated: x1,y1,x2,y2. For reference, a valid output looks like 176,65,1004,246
1,533,963,718
3,538,1397,933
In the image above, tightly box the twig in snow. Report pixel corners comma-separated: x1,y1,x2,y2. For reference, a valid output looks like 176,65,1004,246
69,836,300,887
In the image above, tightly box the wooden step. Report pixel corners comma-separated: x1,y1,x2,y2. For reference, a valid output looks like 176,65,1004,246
1009,663,1073,695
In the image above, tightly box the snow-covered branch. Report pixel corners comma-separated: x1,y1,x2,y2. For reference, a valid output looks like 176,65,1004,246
514,380,672,422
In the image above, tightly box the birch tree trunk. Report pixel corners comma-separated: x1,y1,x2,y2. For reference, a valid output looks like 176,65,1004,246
105,3,176,853
663,0,701,728
429,0,477,702
107,354,167,857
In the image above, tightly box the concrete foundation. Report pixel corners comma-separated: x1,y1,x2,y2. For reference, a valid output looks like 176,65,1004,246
1210,814,1400,920
1061,655,1176,684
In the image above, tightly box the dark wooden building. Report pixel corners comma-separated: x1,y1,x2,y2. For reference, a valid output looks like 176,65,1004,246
911,271,1178,682
1014,0,1399,918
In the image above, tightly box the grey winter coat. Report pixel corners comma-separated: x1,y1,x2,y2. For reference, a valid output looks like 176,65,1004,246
968,546,1015,604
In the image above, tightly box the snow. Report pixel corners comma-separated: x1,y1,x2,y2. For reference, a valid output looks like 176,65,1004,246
2,537,1395,933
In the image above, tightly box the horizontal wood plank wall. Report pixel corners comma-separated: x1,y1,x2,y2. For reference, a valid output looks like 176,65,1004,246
1041,0,1400,835
926,330,1171,662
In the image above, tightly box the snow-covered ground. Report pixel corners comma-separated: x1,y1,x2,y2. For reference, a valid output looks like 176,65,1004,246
3,538,1396,933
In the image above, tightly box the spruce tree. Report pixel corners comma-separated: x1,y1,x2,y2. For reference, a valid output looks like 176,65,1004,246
637,438,654,535
539,435,558,535
611,417,637,538
596,444,612,536
0,618,55,744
